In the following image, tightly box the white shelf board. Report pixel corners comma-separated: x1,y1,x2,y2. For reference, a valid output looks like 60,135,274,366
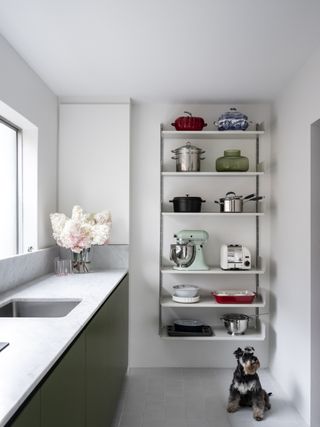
161,130,264,140
162,171,264,177
160,321,266,341
161,267,264,275
161,292,265,308
162,212,264,217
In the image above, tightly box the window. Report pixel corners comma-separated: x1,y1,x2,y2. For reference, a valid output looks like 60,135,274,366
0,100,38,260
0,118,20,258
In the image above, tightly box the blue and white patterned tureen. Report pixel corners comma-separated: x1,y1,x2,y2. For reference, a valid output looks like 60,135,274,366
214,107,250,131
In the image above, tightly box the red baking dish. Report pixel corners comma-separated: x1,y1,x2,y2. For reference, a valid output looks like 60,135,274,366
212,290,256,304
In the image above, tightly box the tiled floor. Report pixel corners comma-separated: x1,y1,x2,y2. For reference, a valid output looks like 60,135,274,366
112,368,308,427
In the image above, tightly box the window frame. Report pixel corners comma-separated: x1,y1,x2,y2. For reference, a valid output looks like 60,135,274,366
0,115,23,256
0,99,38,259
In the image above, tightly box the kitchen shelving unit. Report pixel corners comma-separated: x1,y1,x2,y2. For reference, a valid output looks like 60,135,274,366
160,321,266,341
161,288,266,308
162,172,264,176
162,212,264,217
159,124,267,341
161,267,264,275
161,130,265,139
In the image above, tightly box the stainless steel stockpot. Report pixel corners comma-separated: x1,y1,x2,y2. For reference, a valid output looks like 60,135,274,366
171,142,205,172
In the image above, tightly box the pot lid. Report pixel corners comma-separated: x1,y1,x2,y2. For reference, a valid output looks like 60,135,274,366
174,319,204,327
170,194,205,201
171,141,205,154
218,107,248,121
221,313,249,320
175,111,205,120
223,191,242,200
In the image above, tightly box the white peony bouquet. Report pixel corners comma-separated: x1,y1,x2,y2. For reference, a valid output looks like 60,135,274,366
50,205,112,253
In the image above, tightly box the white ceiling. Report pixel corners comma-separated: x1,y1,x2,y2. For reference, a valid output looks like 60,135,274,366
0,0,320,102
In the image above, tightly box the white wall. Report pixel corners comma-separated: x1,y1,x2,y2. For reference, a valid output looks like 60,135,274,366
270,46,320,425
130,103,271,368
0,34,58,248
311,121,320,427
59,102,130,244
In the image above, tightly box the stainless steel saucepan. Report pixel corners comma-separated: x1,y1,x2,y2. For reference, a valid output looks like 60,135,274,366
215,192,264,213
220,313,250,335
220,312,269,335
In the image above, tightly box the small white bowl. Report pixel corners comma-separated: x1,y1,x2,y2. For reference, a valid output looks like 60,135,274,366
172,295,200,304
173,285,199,298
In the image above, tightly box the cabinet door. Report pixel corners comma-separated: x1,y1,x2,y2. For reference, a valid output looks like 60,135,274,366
40,333,86,427
86,275,128,427
8,391,41,427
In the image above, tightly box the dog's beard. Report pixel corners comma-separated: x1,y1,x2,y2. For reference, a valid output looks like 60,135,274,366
242,360,260,375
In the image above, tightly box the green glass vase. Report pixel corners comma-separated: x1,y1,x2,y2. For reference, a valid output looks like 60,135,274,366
216,149,249,172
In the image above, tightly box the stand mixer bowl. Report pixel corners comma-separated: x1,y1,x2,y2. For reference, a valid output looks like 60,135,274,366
170,243,195,268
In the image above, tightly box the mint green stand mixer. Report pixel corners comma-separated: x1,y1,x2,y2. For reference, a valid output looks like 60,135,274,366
170,230,209,270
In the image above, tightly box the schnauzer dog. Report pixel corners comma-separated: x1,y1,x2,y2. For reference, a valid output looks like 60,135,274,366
227,346,271,421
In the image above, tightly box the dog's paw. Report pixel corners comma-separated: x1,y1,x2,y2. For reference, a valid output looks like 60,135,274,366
253,409,264,421
227,402,239,413
253,407,264,421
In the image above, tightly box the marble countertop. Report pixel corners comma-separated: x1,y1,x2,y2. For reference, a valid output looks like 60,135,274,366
0,269,127,426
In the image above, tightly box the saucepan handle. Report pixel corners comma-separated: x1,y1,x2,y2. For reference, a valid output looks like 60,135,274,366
243,196,265,203
243,193,256,200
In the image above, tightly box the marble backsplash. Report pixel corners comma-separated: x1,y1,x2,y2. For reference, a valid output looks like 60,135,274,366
0,247,59,294
0,245,128,296
59,244,129,270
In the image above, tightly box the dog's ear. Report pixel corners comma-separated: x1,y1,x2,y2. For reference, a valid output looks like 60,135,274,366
234,348,244,359
244,346,255,354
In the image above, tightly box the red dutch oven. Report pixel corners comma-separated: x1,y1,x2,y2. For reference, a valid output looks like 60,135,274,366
171,112,207,131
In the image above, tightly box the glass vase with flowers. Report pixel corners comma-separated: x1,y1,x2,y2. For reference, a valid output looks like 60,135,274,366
50,205,112,273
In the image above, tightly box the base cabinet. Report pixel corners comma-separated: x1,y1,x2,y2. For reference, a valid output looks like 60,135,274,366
8,274,128,427
9,392,41,427
86,274,128,427
41,334,86,427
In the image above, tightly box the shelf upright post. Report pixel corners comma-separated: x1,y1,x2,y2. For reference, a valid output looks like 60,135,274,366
255,123,260,328
159,125,164,335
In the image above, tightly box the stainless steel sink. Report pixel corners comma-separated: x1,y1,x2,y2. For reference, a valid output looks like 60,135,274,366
0,299,81,318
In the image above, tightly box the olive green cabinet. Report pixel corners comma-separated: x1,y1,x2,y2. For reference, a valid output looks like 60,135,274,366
40,334,86,427
8,275,128,427
86,274,128,427
9,392,41,427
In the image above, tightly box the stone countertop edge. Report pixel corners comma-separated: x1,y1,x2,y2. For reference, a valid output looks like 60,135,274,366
0,269,128,427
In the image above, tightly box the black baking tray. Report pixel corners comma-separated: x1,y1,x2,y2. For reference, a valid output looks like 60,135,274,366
167,325,213,337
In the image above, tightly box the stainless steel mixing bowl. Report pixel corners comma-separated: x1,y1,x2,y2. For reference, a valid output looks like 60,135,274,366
170,243,195,268
220,313,250,335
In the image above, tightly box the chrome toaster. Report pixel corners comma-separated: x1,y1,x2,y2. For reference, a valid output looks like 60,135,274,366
220,244,251,270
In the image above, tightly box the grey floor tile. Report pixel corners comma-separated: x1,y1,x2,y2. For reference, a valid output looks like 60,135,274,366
231,422,305,427
141,421,166,427
115,368,308,427
164,420,187,427
120,411,144,426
